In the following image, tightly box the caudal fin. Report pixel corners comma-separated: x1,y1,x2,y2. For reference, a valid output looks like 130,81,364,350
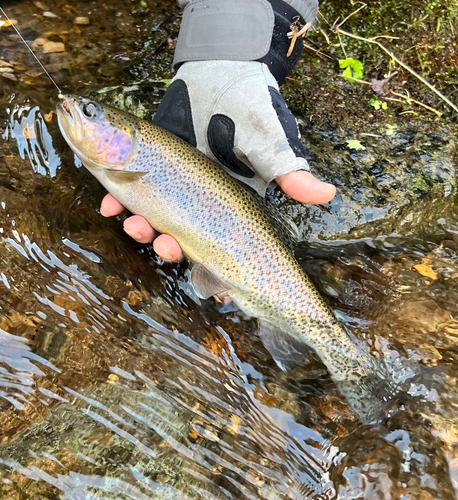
335,363,400,424
258,319,400,424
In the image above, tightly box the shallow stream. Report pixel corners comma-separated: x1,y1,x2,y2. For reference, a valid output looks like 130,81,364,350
1,1,458,499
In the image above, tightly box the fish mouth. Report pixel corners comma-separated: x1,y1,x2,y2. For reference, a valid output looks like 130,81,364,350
60,95,73,117
56,95,83,155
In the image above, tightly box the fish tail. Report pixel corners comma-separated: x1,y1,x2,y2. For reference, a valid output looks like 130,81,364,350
335,360,399,424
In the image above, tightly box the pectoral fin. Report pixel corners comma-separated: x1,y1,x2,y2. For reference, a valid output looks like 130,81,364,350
258,320,314,371
190,263,231,299
105,169,148,183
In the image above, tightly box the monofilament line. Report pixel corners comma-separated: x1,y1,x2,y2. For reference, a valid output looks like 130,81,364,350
0,6,63,97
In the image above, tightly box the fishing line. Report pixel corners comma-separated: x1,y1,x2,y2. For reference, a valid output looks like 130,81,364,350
0,6,64,98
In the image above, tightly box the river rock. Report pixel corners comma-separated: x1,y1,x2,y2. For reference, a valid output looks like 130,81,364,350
74,16,90,25
42,41,65,54
33,1,49,9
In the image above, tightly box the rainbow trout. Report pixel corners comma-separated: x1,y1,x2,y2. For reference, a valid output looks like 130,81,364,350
57,95,397,423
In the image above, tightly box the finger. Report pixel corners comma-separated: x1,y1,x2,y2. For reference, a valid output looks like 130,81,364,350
100,194,125,217
276,171,336,204
214,296,232,304
123,215,157,244
153,234,184,262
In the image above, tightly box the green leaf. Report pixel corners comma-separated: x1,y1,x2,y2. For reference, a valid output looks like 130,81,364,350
342,66,354,82
386,124,397,136
351,59,363,80
346,139,366,150
150,78,172,88
370,98,381,110
370,99,387,110
339,58,354,69
339,58,363,83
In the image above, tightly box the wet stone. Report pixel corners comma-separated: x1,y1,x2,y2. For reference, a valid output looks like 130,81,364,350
42,41,65,54
32,37,47,46
74,17,90,25
33,1,49,9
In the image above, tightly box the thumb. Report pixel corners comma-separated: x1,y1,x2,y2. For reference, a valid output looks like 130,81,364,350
276,170,336,204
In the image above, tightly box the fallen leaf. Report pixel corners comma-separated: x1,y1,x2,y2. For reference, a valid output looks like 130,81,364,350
372,77,391,97
346,139,366,151
44,110,55,122
188,429,201,441
62,4,77,12
23,123,36,140
69,25,82,36
413,264,438,280
0,20,18,29
74,17,90,26
227,414,243,436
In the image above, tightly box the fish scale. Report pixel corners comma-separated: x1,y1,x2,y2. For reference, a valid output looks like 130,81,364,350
57,95,398,423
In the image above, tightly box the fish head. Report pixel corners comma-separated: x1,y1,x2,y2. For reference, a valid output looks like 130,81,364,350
56,94,137,170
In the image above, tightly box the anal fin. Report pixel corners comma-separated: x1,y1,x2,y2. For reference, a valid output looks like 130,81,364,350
258,320,314,371
190,263,231,300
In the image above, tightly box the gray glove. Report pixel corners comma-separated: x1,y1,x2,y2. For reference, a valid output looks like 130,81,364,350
153,0,319,196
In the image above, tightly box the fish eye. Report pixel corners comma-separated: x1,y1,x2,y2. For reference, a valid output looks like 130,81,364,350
81,101,102,120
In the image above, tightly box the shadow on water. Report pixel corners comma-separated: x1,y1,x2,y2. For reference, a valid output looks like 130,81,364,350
1,1,458,499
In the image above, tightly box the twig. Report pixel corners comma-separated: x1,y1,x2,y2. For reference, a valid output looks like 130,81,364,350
317,10,330,26
302,42,334,61
333,3,367,30
332,74,370,85
332,74,443,116
368,35,400,41
319,28,332,46
337,31,347,59
391,91,442,116
302,37,339,61
334,27,458,115
287,20,311,57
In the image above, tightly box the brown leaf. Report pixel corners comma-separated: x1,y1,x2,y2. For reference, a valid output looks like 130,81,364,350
44,110,55,123
372,78,391,97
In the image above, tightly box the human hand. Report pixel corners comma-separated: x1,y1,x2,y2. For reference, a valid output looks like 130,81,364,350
102,0,336,263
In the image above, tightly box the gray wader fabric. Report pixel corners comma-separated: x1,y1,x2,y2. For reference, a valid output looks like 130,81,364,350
174,0,275,66
176,0,318,25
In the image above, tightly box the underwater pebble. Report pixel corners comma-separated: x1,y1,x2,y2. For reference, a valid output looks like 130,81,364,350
33,1,49,9
43,11,59,18
74,17,90,25
33,37,47,47
42,41,65,54
0,72,17,81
